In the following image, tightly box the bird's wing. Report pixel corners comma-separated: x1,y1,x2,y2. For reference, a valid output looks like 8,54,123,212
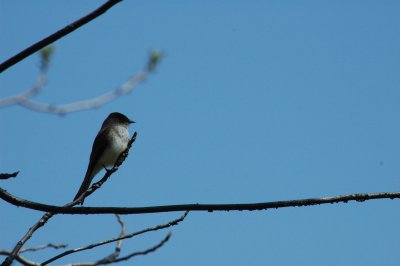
73,127,110,202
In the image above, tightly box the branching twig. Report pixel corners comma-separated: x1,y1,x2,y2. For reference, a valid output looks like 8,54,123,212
0,190,399,215
0,133,137,266
41,211,188,265
0,172,19,180
0,51,162,115
0,0,122,73
43,234,171,266
109,232,172,263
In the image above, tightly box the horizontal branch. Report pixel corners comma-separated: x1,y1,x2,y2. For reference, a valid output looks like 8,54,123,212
1,190,399,215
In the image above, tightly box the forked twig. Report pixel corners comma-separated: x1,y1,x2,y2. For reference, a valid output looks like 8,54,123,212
41,211,189,265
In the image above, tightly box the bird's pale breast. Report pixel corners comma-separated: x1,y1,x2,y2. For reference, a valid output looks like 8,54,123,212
100,125,130,166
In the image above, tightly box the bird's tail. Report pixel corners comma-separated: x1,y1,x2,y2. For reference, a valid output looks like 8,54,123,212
73,173,93,205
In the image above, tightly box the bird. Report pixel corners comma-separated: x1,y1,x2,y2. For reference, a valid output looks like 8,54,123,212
73,112,135,204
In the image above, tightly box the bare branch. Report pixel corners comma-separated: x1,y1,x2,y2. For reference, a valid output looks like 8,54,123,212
19,62,155,114
0,133,137,266
1,190,399,215
41,211,188,265
45,234,171,266
0,212,55,266
0,0,122,73
0,172,19,180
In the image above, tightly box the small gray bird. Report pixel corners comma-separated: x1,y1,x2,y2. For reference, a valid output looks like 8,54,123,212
74,112,135,204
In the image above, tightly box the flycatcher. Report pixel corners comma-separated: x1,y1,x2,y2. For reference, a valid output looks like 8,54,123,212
74,112,135,203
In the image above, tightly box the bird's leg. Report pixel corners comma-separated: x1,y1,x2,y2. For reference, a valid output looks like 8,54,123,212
102,164,112,173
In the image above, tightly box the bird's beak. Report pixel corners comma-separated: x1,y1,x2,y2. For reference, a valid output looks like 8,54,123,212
129,120,135,124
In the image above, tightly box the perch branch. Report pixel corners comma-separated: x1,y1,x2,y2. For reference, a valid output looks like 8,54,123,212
0,190,399,215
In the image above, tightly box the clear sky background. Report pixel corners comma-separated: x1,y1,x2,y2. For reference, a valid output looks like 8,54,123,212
1,1,400,265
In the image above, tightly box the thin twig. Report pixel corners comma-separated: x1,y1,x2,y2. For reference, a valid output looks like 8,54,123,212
41,211,189,265
44,234,171,266
110,233,172,263
0,0,122,73
93,215,126,264
20,243,67,254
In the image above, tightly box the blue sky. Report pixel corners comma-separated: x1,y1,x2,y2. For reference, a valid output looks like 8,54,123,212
1,1,400,265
